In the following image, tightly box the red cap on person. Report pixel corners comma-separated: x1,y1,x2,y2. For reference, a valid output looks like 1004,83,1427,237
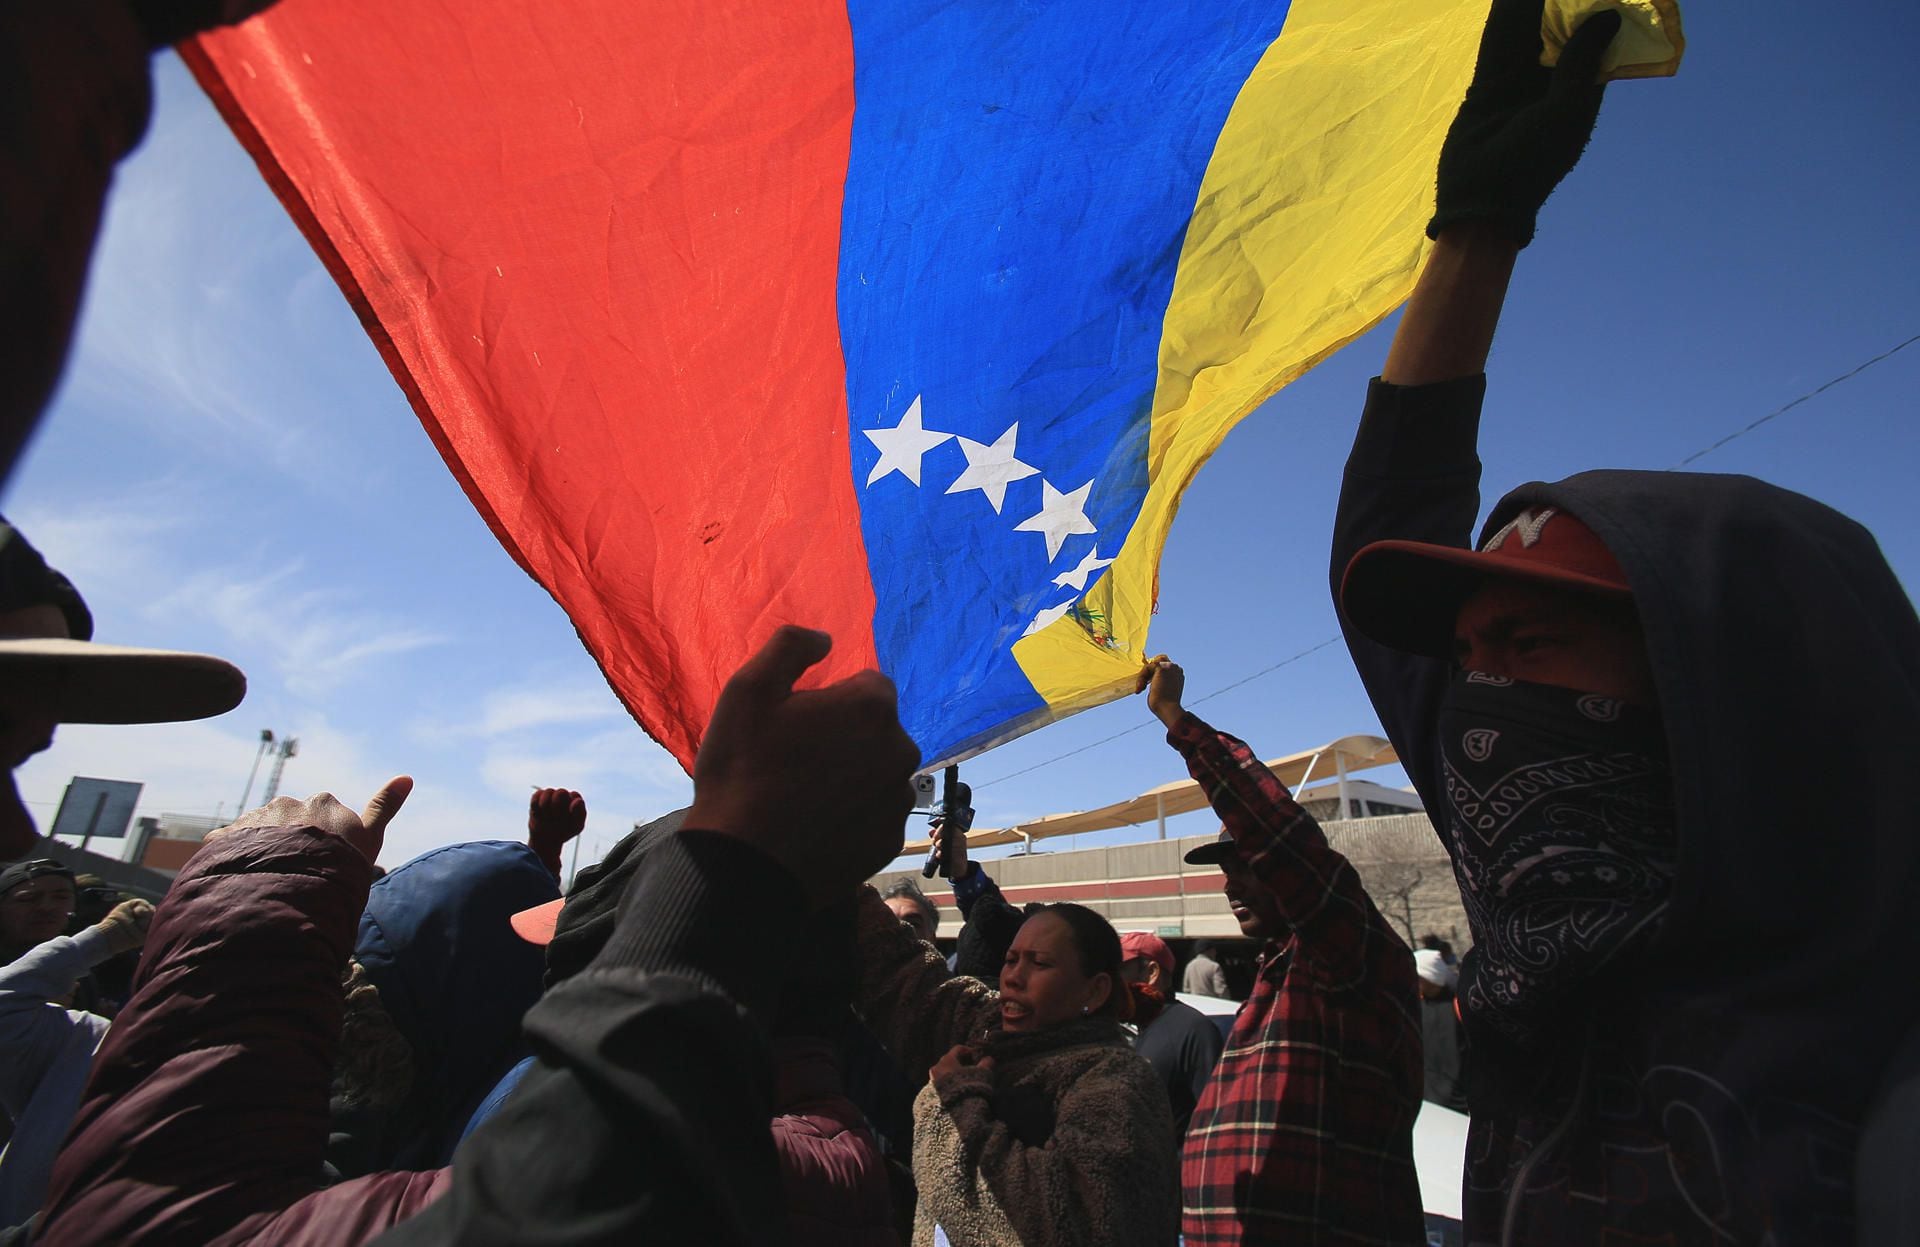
1339,506,1632,658
1119,931,1177,983
510,897,564,946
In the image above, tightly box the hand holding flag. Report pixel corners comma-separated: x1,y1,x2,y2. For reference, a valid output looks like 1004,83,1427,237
1431,0,1624,246
1139,656,1188,730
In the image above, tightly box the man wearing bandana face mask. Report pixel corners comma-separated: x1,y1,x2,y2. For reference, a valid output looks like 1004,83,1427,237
1355,513,1680,1058
1327,0,1920,1242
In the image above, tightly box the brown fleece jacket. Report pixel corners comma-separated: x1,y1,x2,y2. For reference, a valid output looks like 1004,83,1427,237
853,888,1179,1247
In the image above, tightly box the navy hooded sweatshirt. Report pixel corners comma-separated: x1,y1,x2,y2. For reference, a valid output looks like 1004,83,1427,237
333,841,559,1175
1331,376,1920,1244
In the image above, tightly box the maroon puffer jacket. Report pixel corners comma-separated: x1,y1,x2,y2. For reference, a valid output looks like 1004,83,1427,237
770,1036,897,1247
35,826,451,1246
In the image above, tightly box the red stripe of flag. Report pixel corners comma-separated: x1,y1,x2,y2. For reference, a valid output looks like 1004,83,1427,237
187,1,878,768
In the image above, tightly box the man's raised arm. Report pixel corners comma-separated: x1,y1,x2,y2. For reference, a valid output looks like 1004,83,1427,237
1384,0,1619,385
1329,0,1622,803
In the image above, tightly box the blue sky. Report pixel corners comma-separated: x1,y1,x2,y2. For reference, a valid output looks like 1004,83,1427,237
11,7,1918,873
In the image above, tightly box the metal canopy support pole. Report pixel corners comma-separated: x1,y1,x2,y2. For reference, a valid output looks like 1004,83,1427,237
1156,792,1167,840
1296,749,1323,796
1335,750,1351,821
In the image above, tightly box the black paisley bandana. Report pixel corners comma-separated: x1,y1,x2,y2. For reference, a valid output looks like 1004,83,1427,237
1438,672,1678,1050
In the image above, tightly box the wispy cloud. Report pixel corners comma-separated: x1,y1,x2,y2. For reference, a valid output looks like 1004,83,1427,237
152,563,444,699
12,714,597,872
480,724,687,801
3,501,189,604
473,681,627,737
15,708,405,828
12,499,446,699
18,719,260,827
61,57,380,477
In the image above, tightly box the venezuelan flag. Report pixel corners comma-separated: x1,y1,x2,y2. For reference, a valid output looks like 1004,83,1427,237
187,0,1483,770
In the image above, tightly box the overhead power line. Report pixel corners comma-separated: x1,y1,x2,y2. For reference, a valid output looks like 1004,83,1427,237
972,636,1341,791
1673,332,1920,469
976,331,1920,792
1183,636,1343,708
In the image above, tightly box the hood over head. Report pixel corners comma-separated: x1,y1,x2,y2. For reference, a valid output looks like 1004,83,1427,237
1478,471,1920,977
1423,467,1920,1238
350,839,559,1170
1473,469,1920,1141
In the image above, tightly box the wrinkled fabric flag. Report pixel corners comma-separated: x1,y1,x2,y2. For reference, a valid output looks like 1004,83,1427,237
186,0,1481,769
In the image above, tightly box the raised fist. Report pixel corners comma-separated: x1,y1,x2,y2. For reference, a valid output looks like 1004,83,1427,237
528,789,586,852
93,897,153,955
687,627,919,907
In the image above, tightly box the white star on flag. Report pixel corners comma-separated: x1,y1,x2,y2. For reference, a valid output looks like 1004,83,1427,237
944,422,1040,514
1023,599,1076,638
1014,479,1097,562
1052,546,1114,592
863,395,952,487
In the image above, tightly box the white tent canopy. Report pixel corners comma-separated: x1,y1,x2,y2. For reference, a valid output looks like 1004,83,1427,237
903,733,1399,855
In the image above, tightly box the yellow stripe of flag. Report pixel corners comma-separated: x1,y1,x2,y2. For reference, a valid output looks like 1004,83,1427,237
1013,0,1486,715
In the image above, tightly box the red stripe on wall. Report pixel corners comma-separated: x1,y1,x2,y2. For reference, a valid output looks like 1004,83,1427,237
188,2,877,769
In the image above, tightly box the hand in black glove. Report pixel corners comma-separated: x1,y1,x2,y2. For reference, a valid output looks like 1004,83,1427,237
128,0,279,50
1429,1,1623,248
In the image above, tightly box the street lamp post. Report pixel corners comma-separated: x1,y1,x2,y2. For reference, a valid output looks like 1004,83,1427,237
238,730,276,815
261,737,300,803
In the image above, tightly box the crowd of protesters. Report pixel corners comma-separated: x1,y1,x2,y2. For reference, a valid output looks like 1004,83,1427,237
4,0,1920,1243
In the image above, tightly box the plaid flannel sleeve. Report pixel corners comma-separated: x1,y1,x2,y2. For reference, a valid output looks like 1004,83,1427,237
1168,711,1405,991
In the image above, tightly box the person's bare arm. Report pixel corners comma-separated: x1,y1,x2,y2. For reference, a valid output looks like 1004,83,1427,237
1381,224,1519,386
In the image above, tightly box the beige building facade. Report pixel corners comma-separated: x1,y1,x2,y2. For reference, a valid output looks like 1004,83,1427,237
872,810,1467,953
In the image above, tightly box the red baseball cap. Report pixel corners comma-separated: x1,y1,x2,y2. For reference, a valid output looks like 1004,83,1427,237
1340,506,1632,658
1119,931,1176,982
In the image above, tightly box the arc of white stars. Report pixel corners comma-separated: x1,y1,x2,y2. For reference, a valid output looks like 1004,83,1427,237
1052,546,1114,592
862,395,952,487
944,422,1039,514
1014,479,1097,562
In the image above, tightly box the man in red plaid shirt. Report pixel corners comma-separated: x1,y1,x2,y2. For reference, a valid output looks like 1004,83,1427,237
1142,658,1424,1245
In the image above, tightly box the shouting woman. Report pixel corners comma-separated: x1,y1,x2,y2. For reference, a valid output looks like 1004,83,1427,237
853,886,1178,1246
